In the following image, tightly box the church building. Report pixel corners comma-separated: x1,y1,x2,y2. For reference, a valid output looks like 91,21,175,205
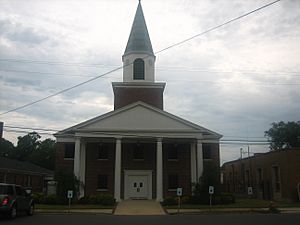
54,1,222,202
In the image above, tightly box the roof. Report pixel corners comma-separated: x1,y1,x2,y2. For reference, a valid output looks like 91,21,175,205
55,101,222,139
0,157,53,176
123,1,154,57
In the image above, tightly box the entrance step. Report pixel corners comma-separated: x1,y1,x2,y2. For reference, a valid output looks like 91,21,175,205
114,200,166,215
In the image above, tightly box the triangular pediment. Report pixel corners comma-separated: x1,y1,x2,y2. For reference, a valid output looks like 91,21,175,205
56,102,221,138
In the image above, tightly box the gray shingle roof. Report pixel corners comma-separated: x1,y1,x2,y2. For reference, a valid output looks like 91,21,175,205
123,1,154,56
0,157,53,176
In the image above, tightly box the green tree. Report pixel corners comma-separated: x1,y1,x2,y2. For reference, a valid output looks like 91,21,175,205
0,138,15,157
192,162,220,204
29,138,56,170
265,121,300,150
55,170,79,202
14,132,41,160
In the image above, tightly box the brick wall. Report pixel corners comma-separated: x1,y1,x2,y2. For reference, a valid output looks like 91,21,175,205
222,148,300,201
113,87,164,110
85,142,115,196
163,143,191,197
55,142,74,173
0,170,44,192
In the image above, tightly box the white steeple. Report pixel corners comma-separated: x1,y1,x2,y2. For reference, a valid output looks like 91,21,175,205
122,1,155,82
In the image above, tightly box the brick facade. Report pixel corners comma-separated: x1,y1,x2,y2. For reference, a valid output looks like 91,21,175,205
55,142,74,173
222,148,300,201
113,86,164,110
55,140,220,198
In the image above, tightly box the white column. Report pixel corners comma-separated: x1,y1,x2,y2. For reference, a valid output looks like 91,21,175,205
190,142,197,185
114,138,122,202
74,137,81,179
197,139,203,180
79,141,86,198
156,138,163,202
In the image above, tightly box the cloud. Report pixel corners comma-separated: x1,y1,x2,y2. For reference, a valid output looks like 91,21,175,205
0,0,299,164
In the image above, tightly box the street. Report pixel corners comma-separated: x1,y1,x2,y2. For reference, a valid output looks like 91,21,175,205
1,214,300,225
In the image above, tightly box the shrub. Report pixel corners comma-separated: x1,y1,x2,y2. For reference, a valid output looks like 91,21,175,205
78,194,115,206
40,194,63,205
162,196,177,206
220,193,235,204
32,192,45,204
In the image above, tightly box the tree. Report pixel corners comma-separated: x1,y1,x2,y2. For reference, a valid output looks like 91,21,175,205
14,132,41,161
0,138,15,157
55,170,79,202
192,162,220,204
2,132,56,170
265,121,300,150
29,138,56,170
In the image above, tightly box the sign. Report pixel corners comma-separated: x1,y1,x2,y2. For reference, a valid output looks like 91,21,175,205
67,190,73,199
208,186,214,194
177,188,183,196
247,187,253,195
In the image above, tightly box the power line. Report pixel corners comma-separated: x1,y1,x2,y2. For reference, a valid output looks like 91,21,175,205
2,69,300,85
2,68,300,78
0,69,120,78
4,125,59,132
0,0,281,116
0,58,114,68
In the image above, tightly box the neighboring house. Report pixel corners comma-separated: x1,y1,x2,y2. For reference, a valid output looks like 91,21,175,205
54,1,222,202
0,157,54,193
221,148,300,201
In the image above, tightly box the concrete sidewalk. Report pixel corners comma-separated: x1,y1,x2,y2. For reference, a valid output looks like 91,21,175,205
36,208,113,214
166,207,300,214
114,200,166,215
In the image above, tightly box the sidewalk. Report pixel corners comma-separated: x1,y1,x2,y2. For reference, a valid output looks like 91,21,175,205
166,207,300,214
36,208,113,214
114,200,165,215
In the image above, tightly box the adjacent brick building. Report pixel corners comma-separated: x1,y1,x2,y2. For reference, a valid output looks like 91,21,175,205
221,148,300,202
0,157,53,192
54,1,222,202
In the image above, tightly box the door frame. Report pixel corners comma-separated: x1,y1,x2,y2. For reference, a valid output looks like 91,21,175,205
124,170,153,200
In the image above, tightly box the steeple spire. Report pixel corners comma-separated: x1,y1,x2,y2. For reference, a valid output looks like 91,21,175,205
123,0,154,57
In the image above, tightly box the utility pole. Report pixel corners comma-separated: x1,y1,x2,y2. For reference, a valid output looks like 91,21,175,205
0,121,3,139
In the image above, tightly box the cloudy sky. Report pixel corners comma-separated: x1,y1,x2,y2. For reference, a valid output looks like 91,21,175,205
0,0,299,164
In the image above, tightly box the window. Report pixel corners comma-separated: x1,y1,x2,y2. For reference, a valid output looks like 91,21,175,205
168,144,178,160
203,144,212,159
168,174,178,190
133,58,145,80
97,175,108,190
245,169,250,186
257,168,263,191
133,144,144,160
272,166,281,192
98,143,109,160
64,143,75,159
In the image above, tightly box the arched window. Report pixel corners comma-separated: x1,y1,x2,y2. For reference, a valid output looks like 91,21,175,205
133,58,145,80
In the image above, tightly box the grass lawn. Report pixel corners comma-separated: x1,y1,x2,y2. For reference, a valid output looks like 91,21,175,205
165,198,300,209
36,204,114,210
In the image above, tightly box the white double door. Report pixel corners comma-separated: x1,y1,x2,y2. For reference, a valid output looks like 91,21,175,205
128,175,148,199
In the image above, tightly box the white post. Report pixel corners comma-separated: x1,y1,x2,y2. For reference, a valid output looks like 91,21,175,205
74,137,81,179
156,138,163,202
191,142,197,185
197,139,203,181
79,142,86,198
114,138,122,202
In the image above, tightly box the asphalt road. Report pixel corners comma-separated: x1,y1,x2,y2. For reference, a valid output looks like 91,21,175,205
1,214,300,225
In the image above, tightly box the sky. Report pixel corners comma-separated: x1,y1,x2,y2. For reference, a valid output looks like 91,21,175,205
0,0,299,164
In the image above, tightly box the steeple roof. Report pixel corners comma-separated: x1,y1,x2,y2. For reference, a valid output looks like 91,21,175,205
123,1,154,56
